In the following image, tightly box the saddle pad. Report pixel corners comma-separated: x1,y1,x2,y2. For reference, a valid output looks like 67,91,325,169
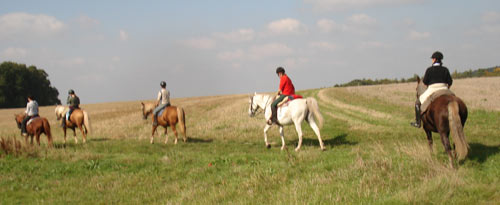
158,107,166,116
421,89,455,114
27,116,39,126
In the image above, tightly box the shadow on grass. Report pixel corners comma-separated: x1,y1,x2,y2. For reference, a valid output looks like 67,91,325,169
290,133,357,148
467,143,500,164
187,137,213,143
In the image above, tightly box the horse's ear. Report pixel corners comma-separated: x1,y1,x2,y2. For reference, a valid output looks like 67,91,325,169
141,102,144,105
416,76,421,83
254,92,257,95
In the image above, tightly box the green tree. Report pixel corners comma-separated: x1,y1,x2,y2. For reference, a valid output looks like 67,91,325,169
0,61,61,108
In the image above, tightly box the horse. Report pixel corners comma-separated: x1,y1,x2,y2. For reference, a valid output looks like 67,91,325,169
248,93,325,151
14,113,53,147
416,76,469,167
140,102,156,119
55,105,91,144
146,105,187,144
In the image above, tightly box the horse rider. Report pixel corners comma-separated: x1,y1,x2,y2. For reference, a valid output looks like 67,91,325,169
411,51,453,128
21,95,39,136
152,81,171,126
268,67,296,125
62,89,80,127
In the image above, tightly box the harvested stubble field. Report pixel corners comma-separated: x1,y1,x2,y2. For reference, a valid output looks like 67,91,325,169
1,77,499,204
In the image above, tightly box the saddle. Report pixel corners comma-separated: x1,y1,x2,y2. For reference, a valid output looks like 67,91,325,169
277,94,303,107
27,115,40,126
421,90,455,114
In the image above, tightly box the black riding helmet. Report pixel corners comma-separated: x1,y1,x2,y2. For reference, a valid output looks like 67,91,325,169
276,67,285,74
68,89,75,94
160,81,166,87
431,51,443,60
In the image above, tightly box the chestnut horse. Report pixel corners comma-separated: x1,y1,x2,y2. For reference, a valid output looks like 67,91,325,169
141,104,186,144
55,105,91,144
416,76,469,167
14,113,53,147
140,102,156,119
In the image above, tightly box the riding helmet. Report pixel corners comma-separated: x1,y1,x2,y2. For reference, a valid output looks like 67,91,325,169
160,81,166,87
431,51,444,60
276,67,285,74
68,89,75,94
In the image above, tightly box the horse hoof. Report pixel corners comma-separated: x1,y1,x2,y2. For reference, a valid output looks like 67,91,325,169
294,148,300,152
266,144,271,149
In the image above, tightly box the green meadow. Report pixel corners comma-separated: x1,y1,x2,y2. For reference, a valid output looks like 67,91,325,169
1,77,499,204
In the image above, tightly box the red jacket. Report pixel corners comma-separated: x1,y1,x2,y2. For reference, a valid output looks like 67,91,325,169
279,74,295,95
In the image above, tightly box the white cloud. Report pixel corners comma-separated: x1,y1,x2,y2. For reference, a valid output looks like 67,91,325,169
348,14,377,26
482,11,500,23
0,12,64,38
119,30,129,41
309,41,338,51
317,19,340,33
1,47,28,59
249,43,293,60
267,18,306,34
408,30,430,40
217,49,244,61
304,0,425,11
214,29,255,42
183,37,216,50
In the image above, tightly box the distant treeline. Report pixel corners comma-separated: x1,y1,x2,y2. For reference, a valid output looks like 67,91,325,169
0,61,61,108
334,66,500,87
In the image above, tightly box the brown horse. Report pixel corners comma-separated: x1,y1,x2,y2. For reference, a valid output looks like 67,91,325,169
142,105,187,144
140,102,156,119
55,105,91,144
14,114,53,147
416,76,469,167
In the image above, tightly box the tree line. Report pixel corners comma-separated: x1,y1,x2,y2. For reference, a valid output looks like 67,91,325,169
334,66,500,87
0,61,61,108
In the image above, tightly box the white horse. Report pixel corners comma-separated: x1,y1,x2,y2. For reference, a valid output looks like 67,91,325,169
248,93,325,151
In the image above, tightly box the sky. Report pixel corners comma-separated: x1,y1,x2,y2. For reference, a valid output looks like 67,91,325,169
1,0,499,103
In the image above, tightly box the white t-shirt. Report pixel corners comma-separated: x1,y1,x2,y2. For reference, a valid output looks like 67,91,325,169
157,88,170,105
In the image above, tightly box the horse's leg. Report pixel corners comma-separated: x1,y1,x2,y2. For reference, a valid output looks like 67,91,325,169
73,128,78,144
63,127,67,145
439,131,455,168
164,127,169,144
425,129,433,153
78,124,86,143
171,124,179,145
36,132,41,146
150,125,158,144
293,122,303,152
263,124,272,148
279,126,286,151
308,119,325,150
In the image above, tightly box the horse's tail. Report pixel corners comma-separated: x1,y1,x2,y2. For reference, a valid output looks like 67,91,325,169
448,101,468,160
177,107,186,137
43,118,53,147
306,97,324,129
83,110,92,134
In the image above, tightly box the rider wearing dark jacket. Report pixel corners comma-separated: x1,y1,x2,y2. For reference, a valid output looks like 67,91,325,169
62,89,80,127
411,51,453,128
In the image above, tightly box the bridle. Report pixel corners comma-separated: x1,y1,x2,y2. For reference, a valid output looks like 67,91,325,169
250,96,259,116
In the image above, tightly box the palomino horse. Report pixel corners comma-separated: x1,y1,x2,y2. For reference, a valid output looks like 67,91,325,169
416,76,469,167
55,105,91,144
140,102,156,119
249,93,325,151
143,105,187,144
14,113,53,147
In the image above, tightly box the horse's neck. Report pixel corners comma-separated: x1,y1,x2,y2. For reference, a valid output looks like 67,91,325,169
257,95,272,108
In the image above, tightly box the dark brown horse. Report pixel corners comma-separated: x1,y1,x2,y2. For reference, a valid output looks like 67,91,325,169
416,77,469,167
143,105,186,144
55,105,91,144
14,114,53,147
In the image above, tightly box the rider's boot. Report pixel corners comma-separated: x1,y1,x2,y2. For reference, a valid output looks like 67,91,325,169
153,114,158,126
21,123,27,136
410,100,422,128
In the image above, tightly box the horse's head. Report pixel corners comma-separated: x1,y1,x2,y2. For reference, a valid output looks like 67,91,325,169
141,102,153,120
248,93,260,117
54,105,65,120
14,113,24,129
415,76,427,99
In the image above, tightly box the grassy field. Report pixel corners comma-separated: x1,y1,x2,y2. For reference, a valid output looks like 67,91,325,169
1,77,499,204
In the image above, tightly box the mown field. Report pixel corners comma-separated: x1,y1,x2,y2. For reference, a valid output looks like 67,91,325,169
1,77,499,204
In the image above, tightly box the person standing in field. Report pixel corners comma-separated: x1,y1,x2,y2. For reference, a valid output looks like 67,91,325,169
268,67,296,125
62,89,80,127
152,81,170,126
21,95,39,136
411,51,453,128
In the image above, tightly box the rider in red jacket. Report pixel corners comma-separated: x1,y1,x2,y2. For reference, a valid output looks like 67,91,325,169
268,67,296,125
